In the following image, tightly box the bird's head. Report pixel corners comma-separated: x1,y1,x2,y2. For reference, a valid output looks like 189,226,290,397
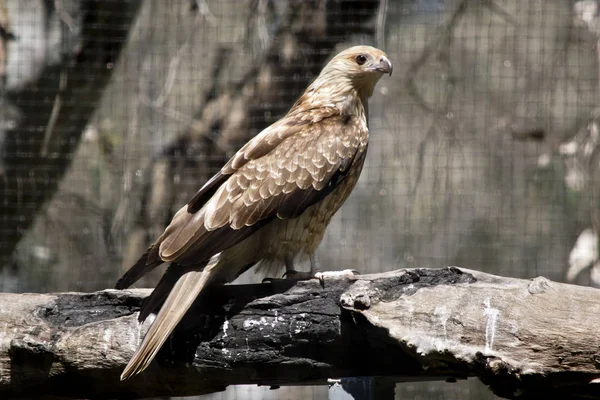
327,45,392,79
300,46,392,113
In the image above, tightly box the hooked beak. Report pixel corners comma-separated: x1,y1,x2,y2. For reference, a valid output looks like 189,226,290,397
371,56,393,76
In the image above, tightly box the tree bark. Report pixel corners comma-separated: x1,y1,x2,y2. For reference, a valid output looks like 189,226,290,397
1,267,599,399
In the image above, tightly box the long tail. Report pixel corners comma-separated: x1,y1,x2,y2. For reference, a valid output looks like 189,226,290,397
120,261,220,380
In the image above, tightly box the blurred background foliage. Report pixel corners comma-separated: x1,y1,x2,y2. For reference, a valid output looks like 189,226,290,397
1,0,599,398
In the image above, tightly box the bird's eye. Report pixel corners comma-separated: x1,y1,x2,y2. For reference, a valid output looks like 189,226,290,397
355,55,367,65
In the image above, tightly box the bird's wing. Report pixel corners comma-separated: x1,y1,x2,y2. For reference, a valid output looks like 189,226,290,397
115,107,340,289
158,113,368,265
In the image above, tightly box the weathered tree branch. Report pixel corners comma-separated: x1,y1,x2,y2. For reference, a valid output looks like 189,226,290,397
1,267,600,399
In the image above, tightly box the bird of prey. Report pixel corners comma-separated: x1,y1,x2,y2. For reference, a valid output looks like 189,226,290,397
116,45,392,380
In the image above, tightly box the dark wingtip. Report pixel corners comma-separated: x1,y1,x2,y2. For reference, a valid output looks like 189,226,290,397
115,246,161,290
115,278,127,290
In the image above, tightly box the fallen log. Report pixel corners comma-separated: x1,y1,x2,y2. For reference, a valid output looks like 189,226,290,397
1,267,599,399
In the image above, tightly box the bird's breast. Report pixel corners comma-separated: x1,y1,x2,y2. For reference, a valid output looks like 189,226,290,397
263,154,366,258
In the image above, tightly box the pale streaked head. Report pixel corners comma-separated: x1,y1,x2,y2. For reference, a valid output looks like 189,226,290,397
328,45,392,77
305,45,392,105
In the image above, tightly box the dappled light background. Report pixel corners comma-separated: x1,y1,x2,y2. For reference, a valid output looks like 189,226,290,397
1,1,599,399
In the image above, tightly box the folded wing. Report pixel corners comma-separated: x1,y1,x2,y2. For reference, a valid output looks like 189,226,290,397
116,111,365,288
160,114,366,262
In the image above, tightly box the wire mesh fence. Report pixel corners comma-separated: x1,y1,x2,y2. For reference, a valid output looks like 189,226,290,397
1,0,598,399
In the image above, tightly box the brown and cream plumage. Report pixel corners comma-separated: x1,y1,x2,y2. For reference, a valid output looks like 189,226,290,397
116,45,392,380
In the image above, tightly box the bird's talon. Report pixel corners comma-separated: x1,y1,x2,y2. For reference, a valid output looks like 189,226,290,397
282,270,295,278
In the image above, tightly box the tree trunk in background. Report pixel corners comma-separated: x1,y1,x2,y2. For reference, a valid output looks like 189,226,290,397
0,0,141,272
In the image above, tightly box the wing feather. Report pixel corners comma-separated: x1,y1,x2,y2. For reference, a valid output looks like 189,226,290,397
186,107,338,214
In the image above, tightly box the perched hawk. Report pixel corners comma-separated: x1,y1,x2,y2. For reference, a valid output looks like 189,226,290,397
116,45,392,380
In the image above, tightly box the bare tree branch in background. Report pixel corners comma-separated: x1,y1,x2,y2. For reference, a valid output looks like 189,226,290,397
404,0,470,214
